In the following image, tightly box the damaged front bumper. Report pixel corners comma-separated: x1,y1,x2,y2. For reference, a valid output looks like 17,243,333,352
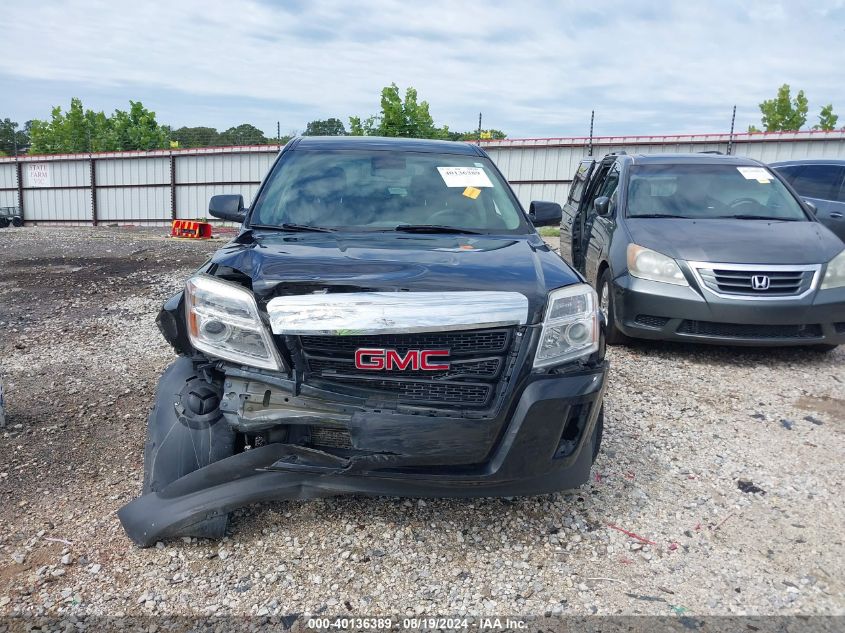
119,364,607,547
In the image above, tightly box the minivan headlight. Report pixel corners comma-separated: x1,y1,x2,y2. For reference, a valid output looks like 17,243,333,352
821,250,845,290
534,284,600,368
627,244,688,286
184,275,284,371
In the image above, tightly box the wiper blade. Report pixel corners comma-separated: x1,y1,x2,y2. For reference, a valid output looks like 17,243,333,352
629,213,691,219
717,215,800,221
250,223,336,233
393,224,483,234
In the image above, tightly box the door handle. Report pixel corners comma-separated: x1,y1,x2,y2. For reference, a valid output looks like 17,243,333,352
830,212,843,219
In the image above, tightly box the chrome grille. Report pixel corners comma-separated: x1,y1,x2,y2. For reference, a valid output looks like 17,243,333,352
693,263,820,299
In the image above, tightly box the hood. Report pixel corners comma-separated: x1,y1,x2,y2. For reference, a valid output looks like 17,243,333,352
208,231,580,323
625,219,843,265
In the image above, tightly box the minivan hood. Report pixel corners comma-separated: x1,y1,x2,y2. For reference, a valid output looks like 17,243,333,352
209,231,580,323
626,219,843,265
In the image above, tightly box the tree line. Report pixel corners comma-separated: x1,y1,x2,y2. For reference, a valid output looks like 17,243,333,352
1,82,840,157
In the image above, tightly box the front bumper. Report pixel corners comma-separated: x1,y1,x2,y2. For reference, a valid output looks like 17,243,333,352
613,273,845,346
119,362,608,546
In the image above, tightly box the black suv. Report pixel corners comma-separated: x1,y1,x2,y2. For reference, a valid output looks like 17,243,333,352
119,136,608,546
770,159,845,242
559,152,845,348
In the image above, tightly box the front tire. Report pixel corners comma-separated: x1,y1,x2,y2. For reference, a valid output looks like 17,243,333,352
597,268,628,346
141,357,235,542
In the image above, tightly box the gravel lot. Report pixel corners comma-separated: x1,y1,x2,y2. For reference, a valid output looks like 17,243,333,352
0,227,843,621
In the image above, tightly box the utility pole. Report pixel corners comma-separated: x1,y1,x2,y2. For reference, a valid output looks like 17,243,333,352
477,112,482,145
727,105,736,155
588,110,595,157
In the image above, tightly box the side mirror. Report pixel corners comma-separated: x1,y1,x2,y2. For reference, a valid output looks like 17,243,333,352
804,199,818,214
594,196,611,217
528,201,563,227
209,194,247,223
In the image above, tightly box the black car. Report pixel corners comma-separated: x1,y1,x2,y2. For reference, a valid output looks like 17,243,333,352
770,159,845,242
559,153,845,349
119,136,608,546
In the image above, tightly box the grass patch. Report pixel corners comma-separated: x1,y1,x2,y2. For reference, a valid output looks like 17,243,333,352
538,226,560,237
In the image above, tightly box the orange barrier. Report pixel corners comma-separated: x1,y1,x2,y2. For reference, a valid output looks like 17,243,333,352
170,220,212,239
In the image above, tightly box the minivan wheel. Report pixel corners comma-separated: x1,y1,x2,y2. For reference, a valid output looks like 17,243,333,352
598,269,628,346
11,216,23,227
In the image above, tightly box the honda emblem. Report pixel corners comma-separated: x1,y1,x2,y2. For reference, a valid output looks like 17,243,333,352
751,275,770,290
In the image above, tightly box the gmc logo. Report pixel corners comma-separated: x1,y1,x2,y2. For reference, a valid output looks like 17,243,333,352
354,348,450,371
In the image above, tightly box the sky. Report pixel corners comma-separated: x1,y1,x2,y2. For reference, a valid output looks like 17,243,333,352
1,0,844,139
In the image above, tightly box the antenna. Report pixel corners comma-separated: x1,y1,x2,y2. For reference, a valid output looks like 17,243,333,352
588,110,595,157
727,105,736,155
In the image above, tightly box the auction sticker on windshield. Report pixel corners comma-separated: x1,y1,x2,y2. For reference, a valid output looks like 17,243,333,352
737,166,772,183
437,166,493,188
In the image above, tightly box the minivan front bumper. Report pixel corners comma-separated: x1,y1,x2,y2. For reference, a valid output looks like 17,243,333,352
119,360,608,547
613,273,845,346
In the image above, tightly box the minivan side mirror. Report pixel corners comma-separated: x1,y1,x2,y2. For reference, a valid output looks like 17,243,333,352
594,196,611,217
804,199,818,214
528,201,563,227
209,194,247,223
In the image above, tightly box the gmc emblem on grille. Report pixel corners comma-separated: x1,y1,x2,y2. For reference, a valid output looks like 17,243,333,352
354,348,450,371
751,275,770,290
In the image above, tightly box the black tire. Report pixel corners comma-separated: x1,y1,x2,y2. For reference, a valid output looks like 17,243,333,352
11,216,23,227
142,357,236,541
591,406,604,463
0,218,9,229
597,268,628,346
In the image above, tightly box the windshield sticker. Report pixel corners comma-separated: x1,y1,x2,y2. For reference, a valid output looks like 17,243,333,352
437,166,494,188
462,186,481,199
737,167,772,183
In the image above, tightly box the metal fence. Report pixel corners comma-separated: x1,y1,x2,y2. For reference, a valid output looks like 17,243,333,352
1,130,844,225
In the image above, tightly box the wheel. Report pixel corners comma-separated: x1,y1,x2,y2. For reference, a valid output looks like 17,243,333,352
597,268,628,346
11,216,23,227
591,406,604,463
141,357,236,542
0,218,9,229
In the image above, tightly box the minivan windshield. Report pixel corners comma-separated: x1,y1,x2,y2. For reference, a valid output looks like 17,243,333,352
250,150,527,233
626,164,809,221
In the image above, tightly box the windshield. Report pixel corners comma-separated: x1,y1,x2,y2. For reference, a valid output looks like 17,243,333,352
250,149,527,233
626,164,809,221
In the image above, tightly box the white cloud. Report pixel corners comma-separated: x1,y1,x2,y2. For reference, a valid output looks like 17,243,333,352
1,0,843,136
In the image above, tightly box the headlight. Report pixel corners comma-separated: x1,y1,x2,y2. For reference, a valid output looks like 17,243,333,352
821,250,845,290
534,284,600,368
184,275,284,371
627,244,688,286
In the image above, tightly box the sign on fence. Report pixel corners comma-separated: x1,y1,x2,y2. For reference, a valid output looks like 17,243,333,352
28,163,51,188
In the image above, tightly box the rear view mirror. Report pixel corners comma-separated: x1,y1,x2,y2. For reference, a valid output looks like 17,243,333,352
209,194,247,223
594,196,611,217
804,199,818,214
528,201,562,227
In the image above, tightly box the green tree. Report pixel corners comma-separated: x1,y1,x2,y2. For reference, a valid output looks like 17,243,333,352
304,117,347,136
750,84,808,132
448,129,507,141
814,104,839,131
349,84,449,139
108,101,170,150
171,126,221,148
0,118,31,155
28,98,170,153
218,123,268,145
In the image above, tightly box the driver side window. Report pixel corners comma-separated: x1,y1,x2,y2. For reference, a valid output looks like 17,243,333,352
594,166,620,214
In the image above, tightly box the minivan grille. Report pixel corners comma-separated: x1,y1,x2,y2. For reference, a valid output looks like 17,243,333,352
295,327,519,411
677,320,823,340
696,267,816,297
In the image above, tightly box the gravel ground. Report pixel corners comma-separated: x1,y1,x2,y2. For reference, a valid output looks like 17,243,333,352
0,226,843,621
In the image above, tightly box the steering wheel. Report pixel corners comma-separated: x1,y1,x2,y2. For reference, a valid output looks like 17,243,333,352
426,207,462,224
729,197,760,209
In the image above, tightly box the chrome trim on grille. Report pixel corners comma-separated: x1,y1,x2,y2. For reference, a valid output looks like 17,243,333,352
687,261,821,301
267,291,529,335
